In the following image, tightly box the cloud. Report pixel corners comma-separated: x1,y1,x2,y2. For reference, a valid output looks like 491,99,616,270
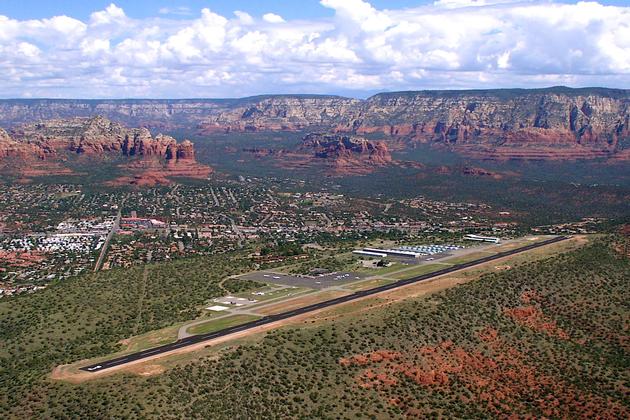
158,7,193,16
0,1,628,98
262,13,285,23
16,42,41,58
234,11,255,25
433,0,521,8
90,3,126,25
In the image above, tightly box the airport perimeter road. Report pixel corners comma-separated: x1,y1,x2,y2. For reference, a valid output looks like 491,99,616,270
81,236,568,373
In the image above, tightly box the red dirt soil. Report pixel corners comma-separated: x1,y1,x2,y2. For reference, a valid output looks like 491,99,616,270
0,250,47,268
339,326,626,418
503,291,570,340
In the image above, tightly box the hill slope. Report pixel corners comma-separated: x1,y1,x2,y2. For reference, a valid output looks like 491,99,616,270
0,237,627,418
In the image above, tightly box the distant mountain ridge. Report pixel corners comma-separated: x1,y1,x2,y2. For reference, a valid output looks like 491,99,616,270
1,87,628,160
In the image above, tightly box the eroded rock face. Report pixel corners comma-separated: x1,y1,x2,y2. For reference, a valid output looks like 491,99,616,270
0,128,11,144
303,133,391,164
9,116,198,162
342,89,630,160
301,133,392,172
0,128,42,159
0,88,628,160
2,116,212,184
197,96,360,134
206,89,629,160
175,139,195,161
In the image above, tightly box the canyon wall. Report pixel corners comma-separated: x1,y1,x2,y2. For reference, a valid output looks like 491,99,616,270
0,87,628,160
346,88,629,159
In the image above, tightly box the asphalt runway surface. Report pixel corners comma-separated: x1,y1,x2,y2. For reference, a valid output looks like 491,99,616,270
81,236,568,373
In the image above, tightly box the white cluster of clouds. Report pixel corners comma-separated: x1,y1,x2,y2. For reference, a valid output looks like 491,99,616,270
0,1,628,98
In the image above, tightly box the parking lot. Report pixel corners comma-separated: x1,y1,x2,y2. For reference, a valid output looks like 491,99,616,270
238,271,367,289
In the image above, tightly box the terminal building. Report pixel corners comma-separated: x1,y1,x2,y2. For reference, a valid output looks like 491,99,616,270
464,234,500,244
352,250,388,258
354,248,423,259
363,248,423,258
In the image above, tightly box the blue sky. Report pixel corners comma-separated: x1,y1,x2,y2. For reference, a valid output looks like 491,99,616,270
1,0,628,20
1,0,417,20
0,0,628,98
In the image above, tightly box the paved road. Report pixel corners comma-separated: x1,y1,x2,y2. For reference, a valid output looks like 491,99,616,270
93,209,121,272
81,236,568,373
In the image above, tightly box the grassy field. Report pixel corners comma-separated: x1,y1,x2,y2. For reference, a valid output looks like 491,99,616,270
343,277,395,291
119,324,180,353
489,238,546,252
235,286,313,305
442,251,497,265
354,262,407,275
186,315,261,335
256,290,350,315
114,306,242,355
390,263,450,280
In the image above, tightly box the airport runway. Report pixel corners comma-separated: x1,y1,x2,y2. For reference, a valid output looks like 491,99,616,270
81,236,568,373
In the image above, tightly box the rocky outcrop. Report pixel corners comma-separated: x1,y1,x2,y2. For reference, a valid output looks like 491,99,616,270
0,87,628,161
302,133,391,164
0,127,79,177
461,167,499,177
202,88,630,160
299,133,391,174
0,96,360,132
197,95,360,134
341,88,629,160
175,139,195,161
2,116,212,184
0,128,37,159
0,99,229,129
432,165,514,180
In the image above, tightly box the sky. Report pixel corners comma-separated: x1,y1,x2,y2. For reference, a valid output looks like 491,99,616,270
0,0,628,98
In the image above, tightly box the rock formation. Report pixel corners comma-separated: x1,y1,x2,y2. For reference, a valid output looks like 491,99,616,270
1,116,212,184
0,127,76,177
241,147,287,158
197,96,360,133
0,87,628,161
340,88,629,160
299,133,392,174
0,128,38,159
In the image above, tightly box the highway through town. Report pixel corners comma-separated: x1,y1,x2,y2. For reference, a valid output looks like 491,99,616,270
81,235,568,372
93,208,121,272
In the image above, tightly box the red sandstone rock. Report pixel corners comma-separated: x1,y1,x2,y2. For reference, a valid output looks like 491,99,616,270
299,133,392,174
1,116,212,185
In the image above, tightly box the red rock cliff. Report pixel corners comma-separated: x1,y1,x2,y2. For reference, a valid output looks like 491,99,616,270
300,133,392,174
2,116,212,183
